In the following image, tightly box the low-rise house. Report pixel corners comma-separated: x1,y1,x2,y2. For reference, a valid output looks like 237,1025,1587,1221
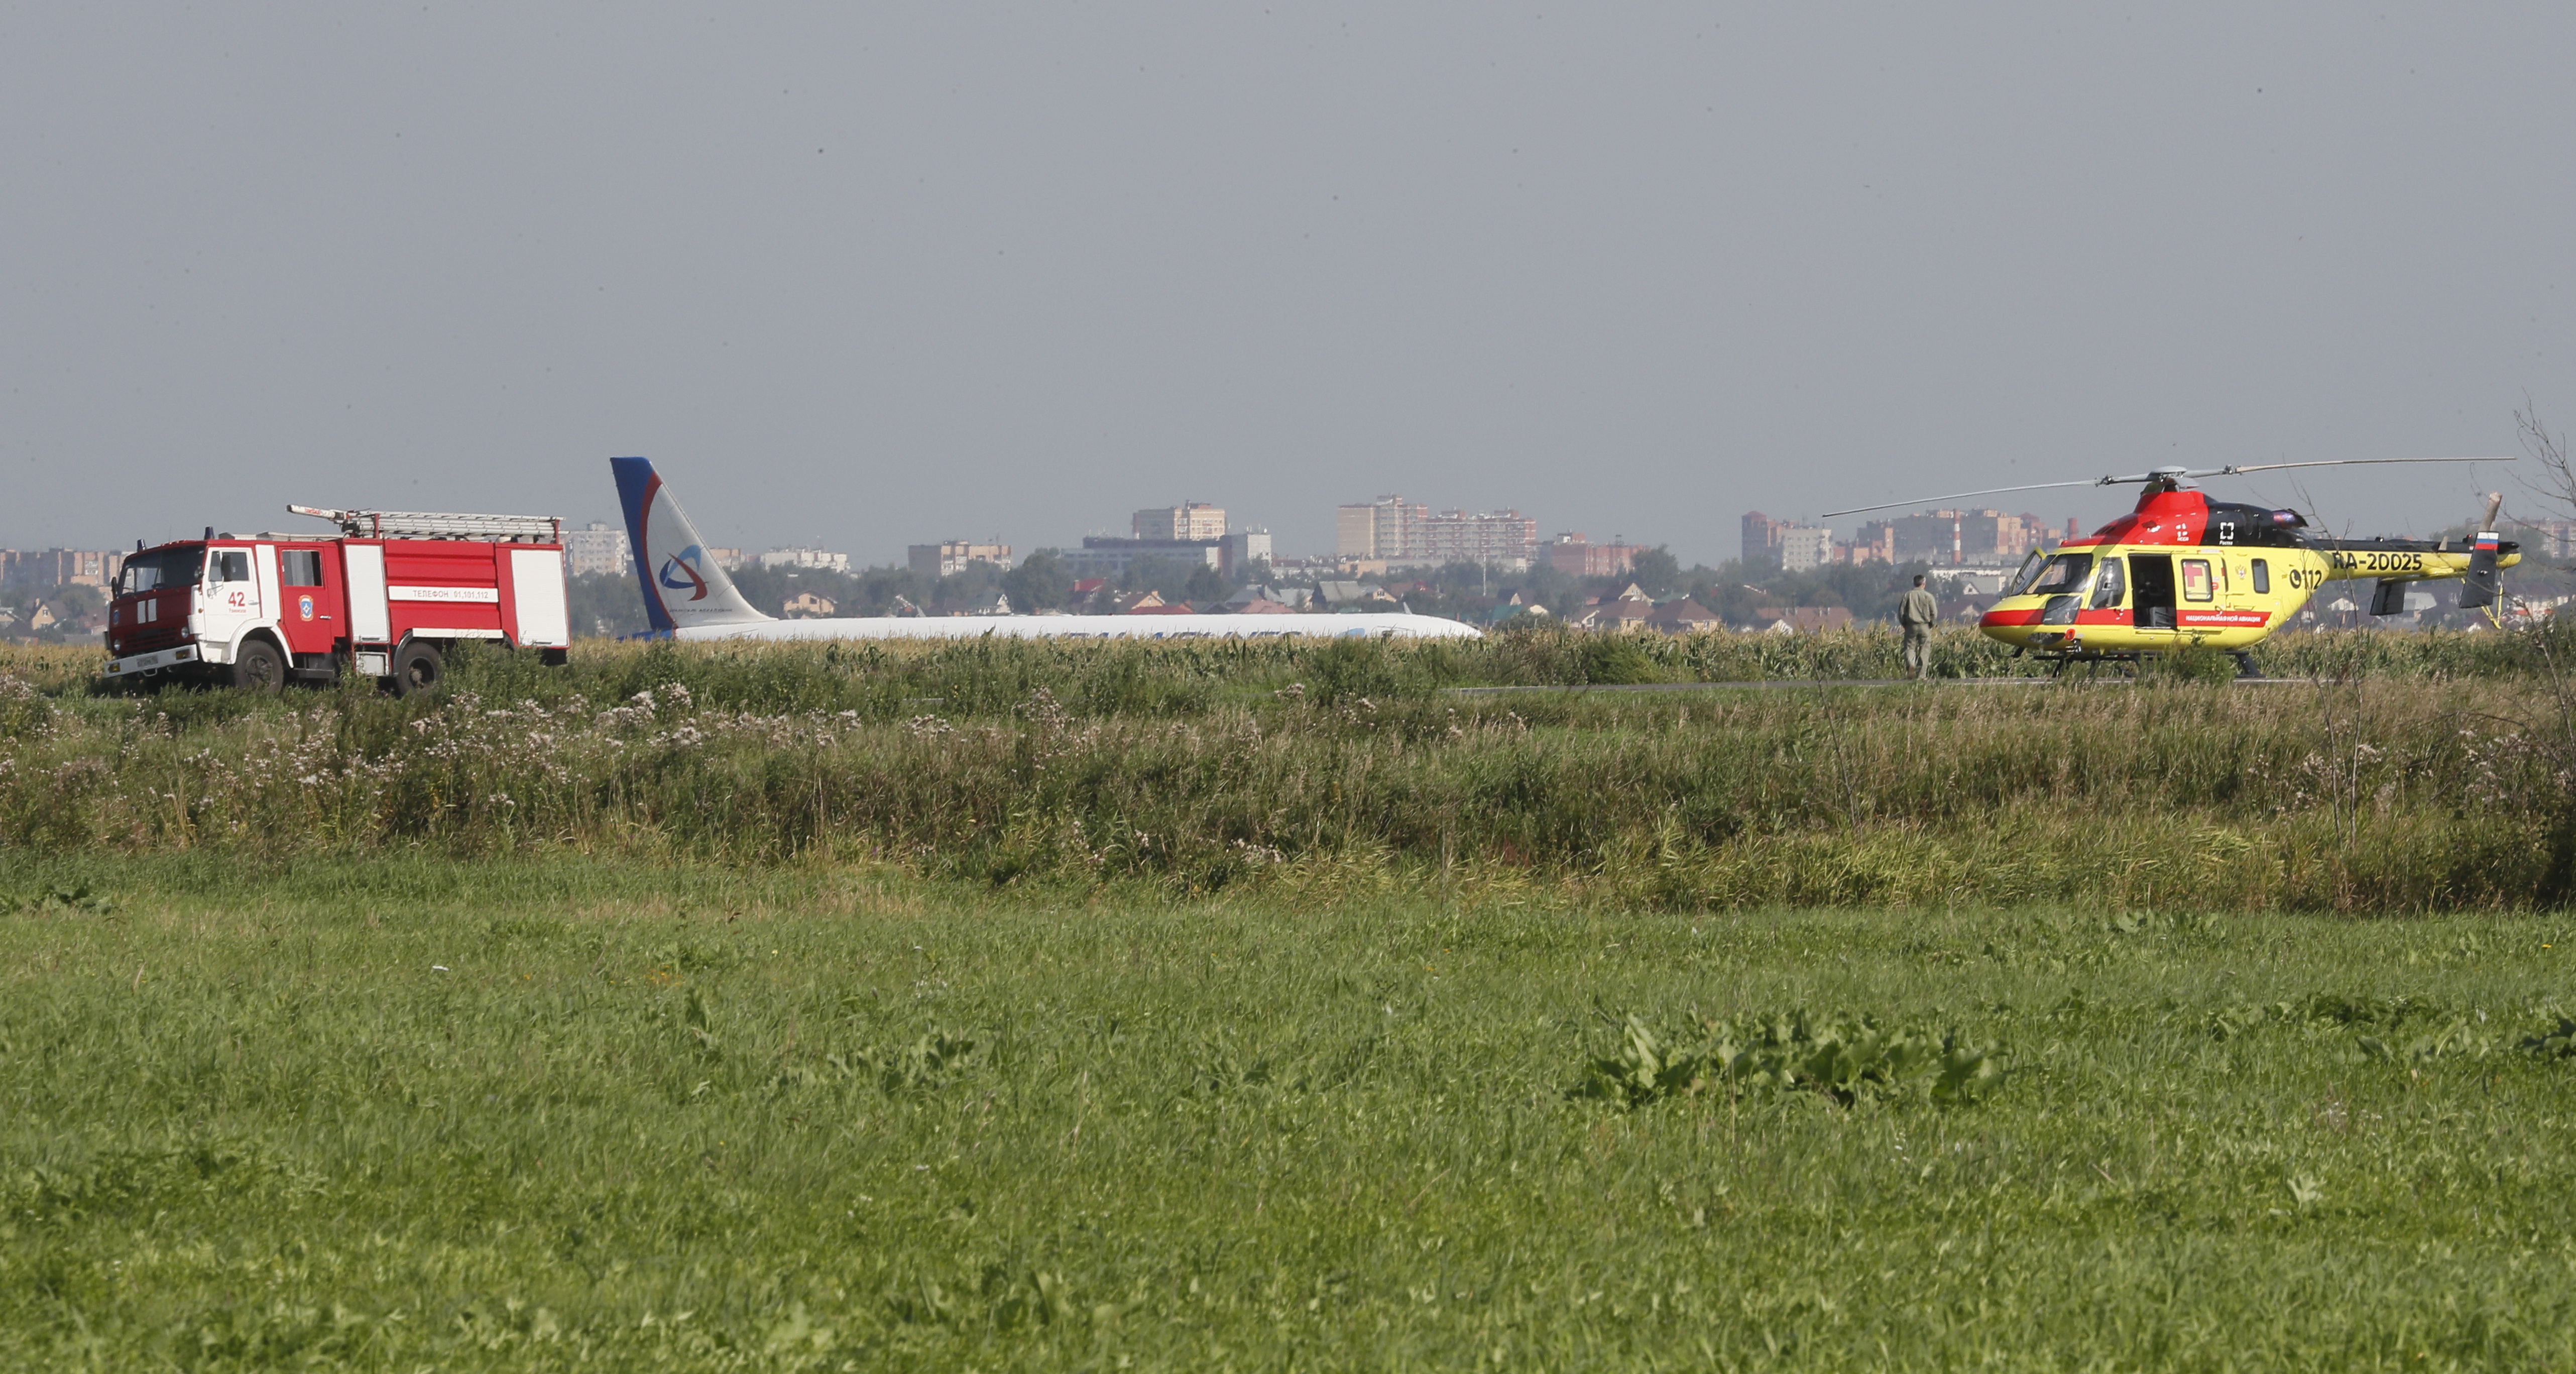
1648,598,1721,632
783,592,837,618
1315,581,1398,610
1230,598,1297,615
960,588,1012,616
1224,584,1302,610
1579,598,1657,632
1749,606,1853,634
1574,585,1656,631
1116,590,1168,613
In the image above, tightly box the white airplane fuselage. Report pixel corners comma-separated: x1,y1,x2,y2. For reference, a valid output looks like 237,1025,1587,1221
668,611,1479,642
610,455,1482,643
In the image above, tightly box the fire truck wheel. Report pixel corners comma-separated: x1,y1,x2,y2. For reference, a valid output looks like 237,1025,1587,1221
393,641,445,698
231,639,287,695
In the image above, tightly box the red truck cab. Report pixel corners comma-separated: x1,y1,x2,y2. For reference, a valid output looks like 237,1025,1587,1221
103,508,570,694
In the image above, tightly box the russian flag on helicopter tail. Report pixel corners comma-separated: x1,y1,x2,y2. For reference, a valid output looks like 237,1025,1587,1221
2459,528,2505,611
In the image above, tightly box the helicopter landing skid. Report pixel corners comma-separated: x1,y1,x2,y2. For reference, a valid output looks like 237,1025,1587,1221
2028,648,2264,680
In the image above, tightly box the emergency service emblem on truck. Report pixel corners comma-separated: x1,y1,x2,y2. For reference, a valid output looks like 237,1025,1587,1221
102,506,571,695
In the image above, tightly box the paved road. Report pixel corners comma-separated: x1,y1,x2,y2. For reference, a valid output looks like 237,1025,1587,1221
1446,678,2056,695
1445,675,2311,695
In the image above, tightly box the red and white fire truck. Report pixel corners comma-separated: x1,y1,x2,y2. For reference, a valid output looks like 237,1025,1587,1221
101,506,571,695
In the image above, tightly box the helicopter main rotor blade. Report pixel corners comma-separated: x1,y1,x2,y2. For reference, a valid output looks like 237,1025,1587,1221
1818,477,2121,519
1819,455,2513,519
2212,455,2511,476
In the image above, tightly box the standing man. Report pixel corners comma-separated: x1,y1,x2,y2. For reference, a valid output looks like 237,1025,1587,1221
1899,574,1939,679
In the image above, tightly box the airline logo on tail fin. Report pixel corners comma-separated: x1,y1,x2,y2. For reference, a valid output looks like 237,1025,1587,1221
609,456,772,632
659,545,713,601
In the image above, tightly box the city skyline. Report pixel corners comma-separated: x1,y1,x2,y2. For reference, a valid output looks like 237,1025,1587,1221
19,486,2567,593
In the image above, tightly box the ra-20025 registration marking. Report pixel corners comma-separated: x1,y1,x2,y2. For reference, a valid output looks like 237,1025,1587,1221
2328,551,2427,573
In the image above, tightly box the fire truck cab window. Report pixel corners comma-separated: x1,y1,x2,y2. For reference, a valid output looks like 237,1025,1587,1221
2026,552,2093,597
120,547,203,594
210,551,251,585
281,550,324,587
2251,558,2271,594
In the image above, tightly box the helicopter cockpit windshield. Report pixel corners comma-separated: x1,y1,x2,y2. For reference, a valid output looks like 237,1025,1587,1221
2008,548,2051,597
2024,552,2093,598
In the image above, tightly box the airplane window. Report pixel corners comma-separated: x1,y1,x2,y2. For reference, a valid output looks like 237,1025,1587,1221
2251,559,2270,594
2087,557,2127,610
2180,559,2214,602
2026,552,2093,597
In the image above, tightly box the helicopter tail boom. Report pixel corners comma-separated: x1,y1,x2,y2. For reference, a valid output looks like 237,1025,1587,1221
2309,537,2520,586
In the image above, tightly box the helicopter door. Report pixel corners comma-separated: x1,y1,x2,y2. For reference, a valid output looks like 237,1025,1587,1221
2131,554,2177,629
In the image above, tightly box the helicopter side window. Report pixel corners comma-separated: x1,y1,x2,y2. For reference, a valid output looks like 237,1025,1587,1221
2087,557,2127,611
2180,559,2214,602
2251,558,2270,594
2026,552,2092,597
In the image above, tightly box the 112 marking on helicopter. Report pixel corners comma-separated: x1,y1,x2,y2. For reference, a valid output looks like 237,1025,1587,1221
1824,457,2521,663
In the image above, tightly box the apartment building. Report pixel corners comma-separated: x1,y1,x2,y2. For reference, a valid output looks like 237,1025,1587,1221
1778,525,1835,572
1058,530,1269,581
1133,503,1226,541
1546,533,1644,578
760,547,853,574
1740,512,1785,570
1883,510,2048,564
562,521,632,578
1336,496,1425,560
1415,510,1538,566
1336,496,1536,566
0,548,126,590
907,541,1013,580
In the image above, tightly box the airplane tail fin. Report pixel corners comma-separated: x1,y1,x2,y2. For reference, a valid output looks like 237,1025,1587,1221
610,457,772,632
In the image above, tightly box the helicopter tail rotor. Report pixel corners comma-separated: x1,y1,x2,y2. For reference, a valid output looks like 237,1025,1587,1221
2459,493,2506,611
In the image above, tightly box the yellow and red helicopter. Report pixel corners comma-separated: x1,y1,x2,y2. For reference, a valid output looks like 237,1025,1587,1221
1824,457,2521,667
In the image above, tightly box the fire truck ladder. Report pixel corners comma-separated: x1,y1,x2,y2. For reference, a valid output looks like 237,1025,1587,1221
287,506,562,542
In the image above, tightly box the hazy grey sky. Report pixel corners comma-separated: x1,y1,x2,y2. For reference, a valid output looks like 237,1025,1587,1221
5,4,2568,564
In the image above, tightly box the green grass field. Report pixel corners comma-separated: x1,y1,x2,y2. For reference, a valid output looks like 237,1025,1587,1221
9,633,2576,1367
7,856,2576,1370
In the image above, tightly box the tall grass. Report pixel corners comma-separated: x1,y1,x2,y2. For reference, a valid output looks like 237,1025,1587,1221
3,636,2566,911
